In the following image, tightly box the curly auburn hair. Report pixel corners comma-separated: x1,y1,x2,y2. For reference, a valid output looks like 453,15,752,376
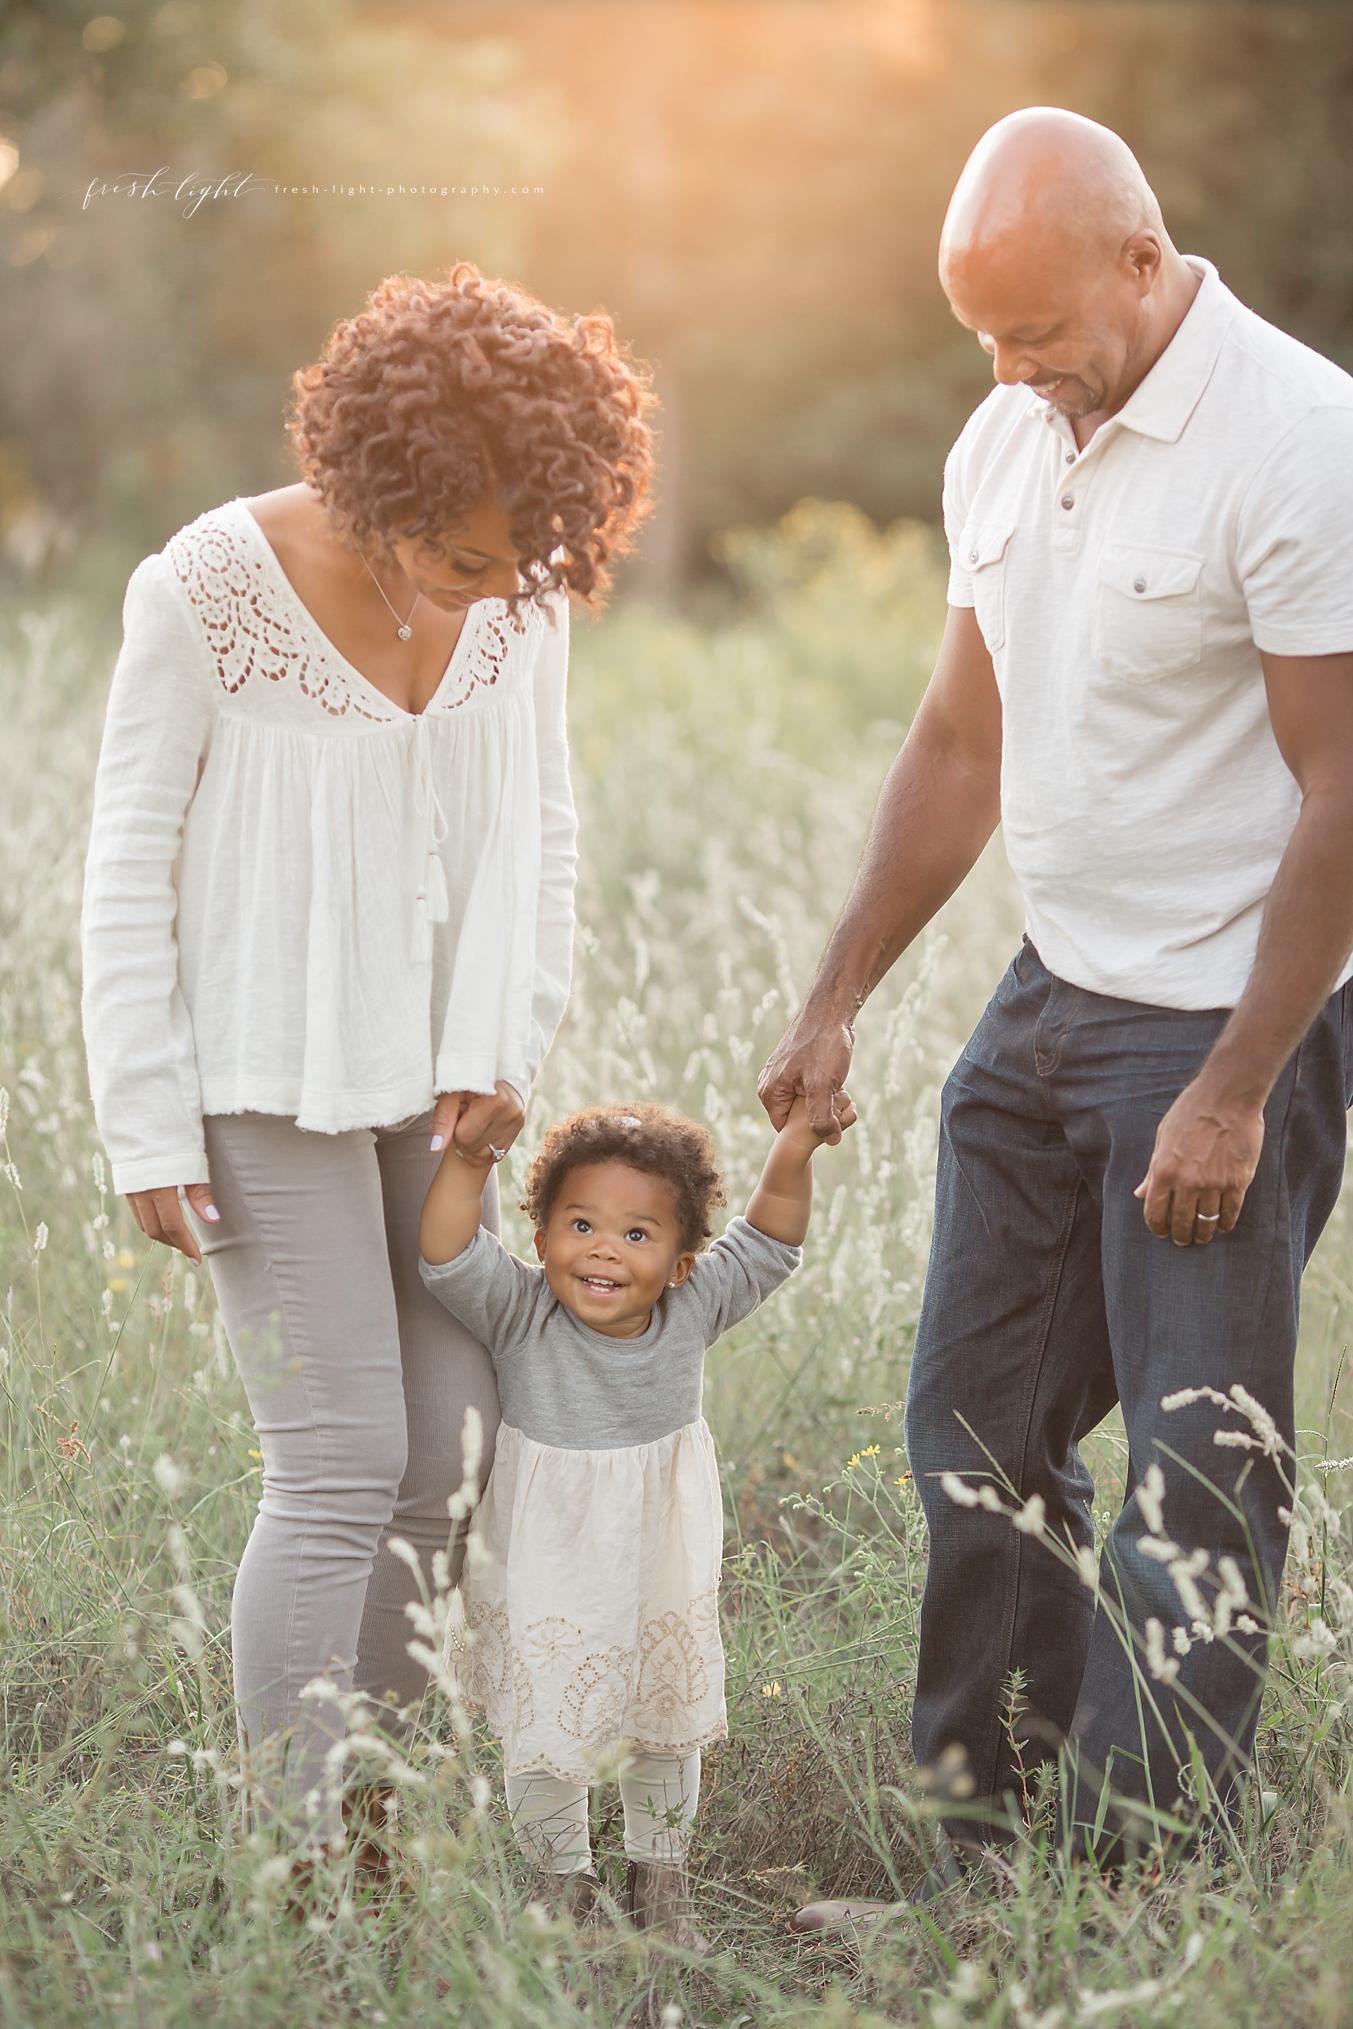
520,1102,728,1254
284,262,657,612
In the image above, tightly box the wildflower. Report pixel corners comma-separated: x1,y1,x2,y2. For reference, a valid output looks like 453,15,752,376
385,1536,422,1577
33,1222,48,1252
761,1681,782,1698
1227,1385,1282,1458
976,1484,1004,1513
1144,1618,1180,1684
940,1472,981,1509
1293,1619,1337,1663
247,1448,263,1462
1013,1493,1046,1535
894,1473,912,1487
152,1454,186,1499
1137,1463,1167,1536
1167,1548,1209,1624
1171,1626,1192,1655
1213,1555,1250,1639
1161,1386,1213,1412
860,1444,880,1458
1075,1545,1099,1590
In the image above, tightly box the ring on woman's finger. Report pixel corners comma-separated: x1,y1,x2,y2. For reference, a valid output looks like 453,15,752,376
488,1144,507,1162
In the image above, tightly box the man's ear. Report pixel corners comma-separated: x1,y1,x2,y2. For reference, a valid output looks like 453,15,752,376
667,1249,697,1289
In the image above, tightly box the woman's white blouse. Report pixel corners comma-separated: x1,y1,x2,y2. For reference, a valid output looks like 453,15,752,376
79,497,579,1196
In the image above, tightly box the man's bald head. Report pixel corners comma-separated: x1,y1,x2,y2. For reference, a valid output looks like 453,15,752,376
940,107,1165,286
938,108,1196,426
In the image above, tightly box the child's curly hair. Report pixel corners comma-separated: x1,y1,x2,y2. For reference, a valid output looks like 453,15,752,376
520,1102,728,1254
284,261,657,613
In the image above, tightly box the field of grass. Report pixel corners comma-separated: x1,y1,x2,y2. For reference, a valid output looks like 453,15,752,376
2,502,1351,2027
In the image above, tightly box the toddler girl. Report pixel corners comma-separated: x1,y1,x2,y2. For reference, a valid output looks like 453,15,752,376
416,1091,852,1946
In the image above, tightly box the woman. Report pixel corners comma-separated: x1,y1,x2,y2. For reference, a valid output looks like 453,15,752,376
79,262,656,1890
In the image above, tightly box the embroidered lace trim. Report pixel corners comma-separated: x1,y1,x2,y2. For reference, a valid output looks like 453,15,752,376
452,1587,726,1771
164,506,535,720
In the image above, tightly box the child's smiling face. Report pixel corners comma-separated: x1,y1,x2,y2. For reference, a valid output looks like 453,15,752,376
533,1158,697,1339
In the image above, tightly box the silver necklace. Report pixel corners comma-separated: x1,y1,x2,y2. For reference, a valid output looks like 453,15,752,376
360,552,421,640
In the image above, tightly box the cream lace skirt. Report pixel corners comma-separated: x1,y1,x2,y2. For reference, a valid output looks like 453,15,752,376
447,1415,729,1784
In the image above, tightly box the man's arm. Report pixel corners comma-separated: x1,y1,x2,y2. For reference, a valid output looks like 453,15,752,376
1199,648,1353,1107
1132,648,1353,1247
758,602,1003,1136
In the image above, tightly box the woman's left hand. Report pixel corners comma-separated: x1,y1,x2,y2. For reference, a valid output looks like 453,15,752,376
431,1082,526,1163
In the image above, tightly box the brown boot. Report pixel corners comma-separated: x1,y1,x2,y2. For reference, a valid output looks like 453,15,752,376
340,1780,418,1899
280,1838,378,1926
528,1865,603,1929
623,1858,712,1955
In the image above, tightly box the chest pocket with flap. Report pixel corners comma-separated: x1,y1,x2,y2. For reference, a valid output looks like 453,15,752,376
1093,544,1204,682
960,519,1016,654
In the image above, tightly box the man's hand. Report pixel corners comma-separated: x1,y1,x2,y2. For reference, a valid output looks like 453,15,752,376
432,1082,526,1164
758,1016,856,1143
1133,1076,1266,1246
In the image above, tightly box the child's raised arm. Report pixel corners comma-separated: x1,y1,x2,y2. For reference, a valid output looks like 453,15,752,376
420,1142,499,1266
744,1091,857,1247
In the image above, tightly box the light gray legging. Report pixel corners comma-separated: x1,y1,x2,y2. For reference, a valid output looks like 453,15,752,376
190,1104,500,1854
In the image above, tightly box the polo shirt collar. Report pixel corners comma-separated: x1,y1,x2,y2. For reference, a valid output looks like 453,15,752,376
1025,254,1237,444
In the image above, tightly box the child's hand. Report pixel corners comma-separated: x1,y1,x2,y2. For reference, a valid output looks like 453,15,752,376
783,1089,857,1148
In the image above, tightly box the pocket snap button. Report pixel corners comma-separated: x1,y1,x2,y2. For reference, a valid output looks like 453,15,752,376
1134,576,1146,593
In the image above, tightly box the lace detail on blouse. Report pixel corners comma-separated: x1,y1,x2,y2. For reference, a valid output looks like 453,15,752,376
163,502,537,721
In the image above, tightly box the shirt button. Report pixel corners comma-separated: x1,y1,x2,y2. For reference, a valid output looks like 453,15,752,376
969,549,978,563
1133,577,1147,594
1060,495,1074,510
1064,450,1075,465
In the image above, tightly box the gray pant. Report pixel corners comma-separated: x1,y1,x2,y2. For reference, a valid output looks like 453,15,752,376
191,1105,500,1853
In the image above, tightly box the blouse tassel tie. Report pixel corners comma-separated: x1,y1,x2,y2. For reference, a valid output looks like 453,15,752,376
409,710,451,964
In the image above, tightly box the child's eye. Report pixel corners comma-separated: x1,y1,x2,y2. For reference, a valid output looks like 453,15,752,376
571,1218,592,1234
625,1228,648,1244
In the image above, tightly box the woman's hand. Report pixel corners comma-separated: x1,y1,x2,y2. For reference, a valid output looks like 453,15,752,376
431,1082,526,1164
126,1181,219,1267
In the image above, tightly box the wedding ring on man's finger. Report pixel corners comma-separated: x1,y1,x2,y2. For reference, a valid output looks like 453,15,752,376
1194,1211,1221,1223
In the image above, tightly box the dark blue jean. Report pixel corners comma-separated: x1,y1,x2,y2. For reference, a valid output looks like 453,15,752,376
905,933,1353,1865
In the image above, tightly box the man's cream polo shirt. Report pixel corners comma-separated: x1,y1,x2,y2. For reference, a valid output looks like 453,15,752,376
943,253,1353,1010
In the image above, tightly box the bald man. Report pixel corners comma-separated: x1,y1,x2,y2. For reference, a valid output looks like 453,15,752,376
760,108,1353,1914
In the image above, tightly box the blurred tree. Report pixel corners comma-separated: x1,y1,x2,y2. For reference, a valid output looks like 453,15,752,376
0,0,558,580
4,0,1352,595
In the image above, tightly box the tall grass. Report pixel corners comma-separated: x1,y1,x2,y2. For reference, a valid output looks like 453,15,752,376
1,503,1350,2027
